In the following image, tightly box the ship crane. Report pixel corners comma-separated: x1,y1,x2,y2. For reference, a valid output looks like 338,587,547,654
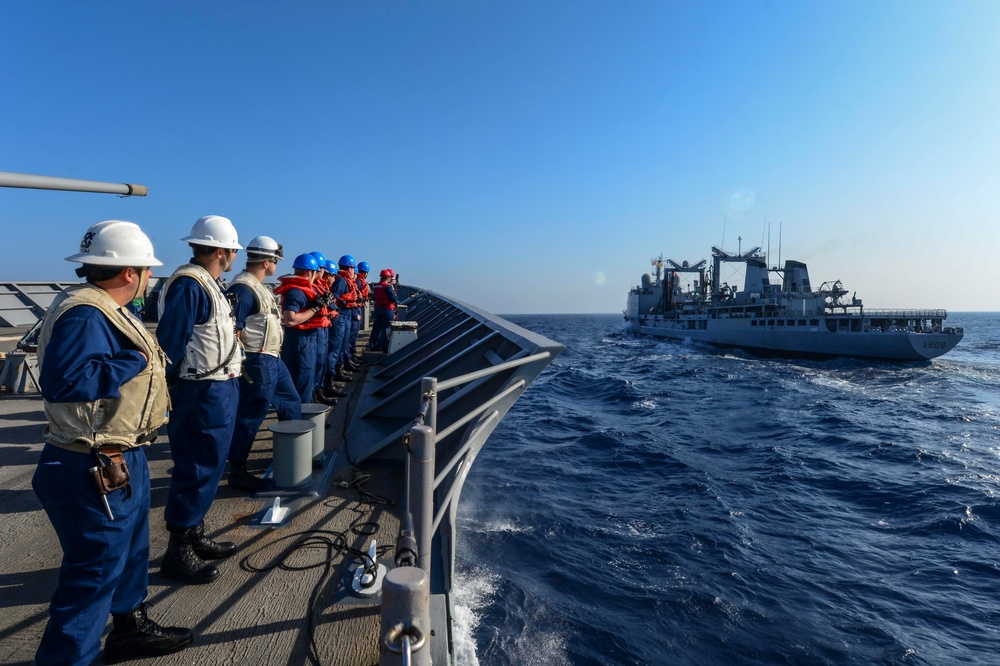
656,258,707,312
709,245,762,300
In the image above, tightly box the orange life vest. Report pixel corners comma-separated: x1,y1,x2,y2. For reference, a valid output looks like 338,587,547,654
275,274,326,330
335,270,362,309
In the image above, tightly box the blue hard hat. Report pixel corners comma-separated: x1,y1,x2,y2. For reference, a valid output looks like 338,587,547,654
325,260,337,273
338,254,356,269
293,253,320,271
310,251,327,268
357,261,370,273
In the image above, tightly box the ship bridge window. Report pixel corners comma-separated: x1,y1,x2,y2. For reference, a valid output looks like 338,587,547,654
777,320,785,326
826,320,837,333
851,319,862,332
810,319,819,326
798,320,806,326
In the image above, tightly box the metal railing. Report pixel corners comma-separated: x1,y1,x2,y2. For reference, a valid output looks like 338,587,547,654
862,308,949,319
361,286,562,665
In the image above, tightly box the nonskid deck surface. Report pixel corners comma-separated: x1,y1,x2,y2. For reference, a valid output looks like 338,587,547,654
0,331,403,666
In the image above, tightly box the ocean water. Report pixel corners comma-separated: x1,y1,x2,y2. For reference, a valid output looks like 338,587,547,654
453,312,1000,666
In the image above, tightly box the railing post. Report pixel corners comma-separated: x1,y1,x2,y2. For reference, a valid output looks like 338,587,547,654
421,377,437,433
409,424,435,575
379,566,431,666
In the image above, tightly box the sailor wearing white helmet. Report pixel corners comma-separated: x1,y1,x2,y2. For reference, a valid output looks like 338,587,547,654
32,220,193,665
225,235,302,492
155,215,243,585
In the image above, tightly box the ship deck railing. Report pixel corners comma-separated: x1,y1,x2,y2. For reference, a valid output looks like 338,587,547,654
339,286,563,662
862,308,949,319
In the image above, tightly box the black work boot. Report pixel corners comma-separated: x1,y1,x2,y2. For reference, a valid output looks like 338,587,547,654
312,388,338,406
323,375,347,398
103,603,193,664
229,463,273,492
190,521,237,560
161,528,220,584
334,366,353,382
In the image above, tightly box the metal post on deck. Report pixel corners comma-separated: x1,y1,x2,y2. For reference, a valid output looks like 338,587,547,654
409,424,435,575
379,566,431,666
421,377,437,433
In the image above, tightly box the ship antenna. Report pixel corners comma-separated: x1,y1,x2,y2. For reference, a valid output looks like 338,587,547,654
721,215,727,251
778,222,782,268
764,215,769,266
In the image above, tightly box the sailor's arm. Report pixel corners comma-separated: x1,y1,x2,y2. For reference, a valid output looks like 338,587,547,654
281,288,317,326
41,306,147,403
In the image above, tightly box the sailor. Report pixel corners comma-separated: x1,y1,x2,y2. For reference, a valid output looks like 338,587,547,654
226,236,302,492
275,253,333,405
371,268,398,353
327,254,361,381
319,259,349,400
156,215,243,584
308,251,335,404
349,261,371,362
32,220,192,665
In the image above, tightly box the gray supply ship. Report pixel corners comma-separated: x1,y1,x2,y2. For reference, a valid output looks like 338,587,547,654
625,244,963,361
0,171,564,665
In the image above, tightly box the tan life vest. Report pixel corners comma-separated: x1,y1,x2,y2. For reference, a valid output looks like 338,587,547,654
159,263,242,381
230,270,283,357
37,283,170,453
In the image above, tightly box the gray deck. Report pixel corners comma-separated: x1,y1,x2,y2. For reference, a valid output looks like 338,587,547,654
0,287,564,666
0,330,404,666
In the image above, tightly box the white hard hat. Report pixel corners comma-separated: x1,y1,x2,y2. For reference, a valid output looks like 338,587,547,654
181,215,242,250
65,220,163,267
245,235,283,261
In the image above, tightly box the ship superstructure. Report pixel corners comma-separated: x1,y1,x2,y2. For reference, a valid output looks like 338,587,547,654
625,245,963,361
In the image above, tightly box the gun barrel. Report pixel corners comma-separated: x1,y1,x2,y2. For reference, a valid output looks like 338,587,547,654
0,171,148,196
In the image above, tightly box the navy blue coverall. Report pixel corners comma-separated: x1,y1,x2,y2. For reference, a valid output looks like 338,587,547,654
156,275,239,532
227,282,302,466
32,306,152,666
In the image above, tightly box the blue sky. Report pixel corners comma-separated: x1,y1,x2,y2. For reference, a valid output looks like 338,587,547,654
2,1,998,313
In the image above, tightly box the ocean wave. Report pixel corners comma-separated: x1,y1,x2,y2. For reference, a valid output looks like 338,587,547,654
461,313,1000,665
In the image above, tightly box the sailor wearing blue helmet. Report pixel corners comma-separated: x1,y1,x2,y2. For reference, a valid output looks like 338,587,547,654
275,252,330,404
308,251,335,403
349,261,371,362
320,254,352,386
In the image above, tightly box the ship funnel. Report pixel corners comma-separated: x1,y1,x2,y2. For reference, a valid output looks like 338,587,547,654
744,259,769,292
782,260,811,293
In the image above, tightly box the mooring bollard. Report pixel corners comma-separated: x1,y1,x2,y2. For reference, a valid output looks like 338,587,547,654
379,566,431,666
300,402,332,462
268,420,316,488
